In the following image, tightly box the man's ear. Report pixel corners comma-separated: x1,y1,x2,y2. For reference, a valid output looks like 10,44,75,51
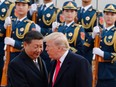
23,42,27,48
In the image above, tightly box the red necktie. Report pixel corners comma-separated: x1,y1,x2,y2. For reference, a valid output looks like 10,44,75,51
52,60,61,87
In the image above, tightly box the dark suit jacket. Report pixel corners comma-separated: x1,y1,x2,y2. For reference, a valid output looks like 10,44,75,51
49,50,92,87
8,50,48,87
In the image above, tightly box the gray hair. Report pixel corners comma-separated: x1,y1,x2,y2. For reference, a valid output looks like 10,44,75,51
44,32,70,50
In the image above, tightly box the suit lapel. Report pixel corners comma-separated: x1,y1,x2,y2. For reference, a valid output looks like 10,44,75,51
20,51,42,76
50,60,56,84
54,51,71,85
39,57,48,79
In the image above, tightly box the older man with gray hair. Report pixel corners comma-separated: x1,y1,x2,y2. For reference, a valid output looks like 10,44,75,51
44,32,92,87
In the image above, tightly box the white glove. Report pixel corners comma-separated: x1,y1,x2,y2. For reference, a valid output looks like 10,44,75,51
3,56,6,61
35,24,41,32
4,37,15,46
4,16,12,29
93,48,104,57
30,4,37,15
92,26,100,39
52,22,60,32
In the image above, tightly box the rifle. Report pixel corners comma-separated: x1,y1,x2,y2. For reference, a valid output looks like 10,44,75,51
1,24,12,87
92,32,101,87
32,0,39,23
92,11,111,87
92,0,101,87
32,11,37,23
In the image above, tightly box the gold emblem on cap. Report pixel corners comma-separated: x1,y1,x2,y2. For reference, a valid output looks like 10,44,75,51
25,0,30,2
68,32,73,37
86,16,90,21
108,35,112,39
63,2,76,9
107,4,115,10
20,28,24,32
46,13,51,18
67,2,74,7
2,8,6,12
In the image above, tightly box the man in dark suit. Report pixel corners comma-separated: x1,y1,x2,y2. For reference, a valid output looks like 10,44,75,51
8,31,48,87
44,32,92,87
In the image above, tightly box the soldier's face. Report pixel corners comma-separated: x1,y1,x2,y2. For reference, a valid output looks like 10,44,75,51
63,9,77,23
104,12,116,26
24,40,43,60
44,0,52,2
82,0,92,3
16,2,30,16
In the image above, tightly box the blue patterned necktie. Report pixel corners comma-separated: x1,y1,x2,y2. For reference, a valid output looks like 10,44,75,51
80,8,85,19
105,29,108,33
16,20,20,24
62,25,68,33
15,20,20,27
81,8,85,15
42,4,46,11
41,4,46,14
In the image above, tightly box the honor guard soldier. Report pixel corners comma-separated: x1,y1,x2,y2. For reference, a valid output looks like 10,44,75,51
4,0,36,61
77,0,104,64
92,4,116,87
53,1,85,56
29,0,62,36
0,0,15,82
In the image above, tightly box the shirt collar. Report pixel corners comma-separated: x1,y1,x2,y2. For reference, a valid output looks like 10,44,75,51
105,25,115,31
82,4,92,12
59,50,69,65
43,1,53,9
17,16,27,22
65,21,74,27
0,0,5,4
